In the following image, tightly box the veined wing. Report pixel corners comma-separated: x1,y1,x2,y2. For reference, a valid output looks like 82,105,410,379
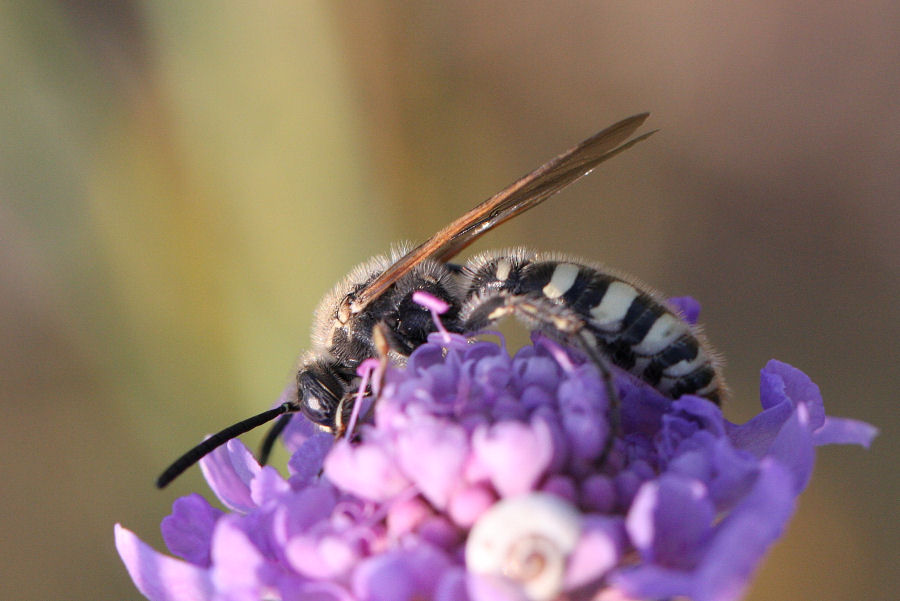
349,113,655,314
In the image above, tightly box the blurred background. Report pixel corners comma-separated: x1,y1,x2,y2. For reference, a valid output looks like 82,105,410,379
0,2,896,600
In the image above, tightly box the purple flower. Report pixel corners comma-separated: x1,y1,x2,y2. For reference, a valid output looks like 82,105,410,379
117,300,876,601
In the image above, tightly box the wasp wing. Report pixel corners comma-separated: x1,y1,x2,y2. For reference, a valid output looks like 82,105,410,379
349,113,655,314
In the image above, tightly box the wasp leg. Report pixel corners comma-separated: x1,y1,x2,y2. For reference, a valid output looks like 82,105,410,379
257,413,294,466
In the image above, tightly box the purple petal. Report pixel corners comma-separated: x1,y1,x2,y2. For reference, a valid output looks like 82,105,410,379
691,460,796,601
614,461,796,601
397,419,469,508
434,568,471,601
813,416,879,447
277,576,355,601
759,360,825,429
565,515,625,588
706,439,759,509
284,532,361,580
611,564,696,601
625,474,714,568
199,439,260,513
406,341,447,373
473,353,513,391
558,367,609,461
725,399,793,458
352,544,452,601
115,524,214,601
580,474,617,513
160,494,223,567
288,430,334,486
448,484,496,527
667,296,701,324
271,483,339,542
250,465,290,507
386,495,432,537
541,475,577,504
764,402,815,492
511,352,561,392
209,517,266,597
324,438,410,502
418,515,462,550
471,417,554,497
613,470,643,509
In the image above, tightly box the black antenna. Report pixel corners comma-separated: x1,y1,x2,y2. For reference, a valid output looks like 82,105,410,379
156,402,294,488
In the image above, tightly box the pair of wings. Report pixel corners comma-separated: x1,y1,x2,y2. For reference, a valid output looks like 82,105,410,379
349,113,655,314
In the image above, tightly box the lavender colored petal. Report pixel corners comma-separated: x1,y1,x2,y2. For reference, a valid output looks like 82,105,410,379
558,367,609,461
273,487,359,579
813,416,879,447
284,531,361,580
199,439,259,513
406,341,447,373
667,296,701,325
511,352,561,392
324,438,410,502
613,461,795,601
277,576,355,601
418,514,462,549
387,495,432,537
250,465,290,508
565,515,625,588
271,483,339,542
610,564,696,601
725,400,793,458
160,494,223,567
434,567,471,601
449,484,496,527
352,544,452,601
761,360,826,427
618,382,669,438
673,396,726,436
764,402,815,492
464,339,508,363
209,516,267,598
580,474,616,513
541,475,578,503
397,418,469,508
613,470,643,510
626,474,714,568
288,430,334,485
706,438,759,509
115,524,214,601
691,460,796,601
471,417,554,497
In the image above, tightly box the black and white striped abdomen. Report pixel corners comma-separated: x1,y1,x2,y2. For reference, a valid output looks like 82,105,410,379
460,250,726,404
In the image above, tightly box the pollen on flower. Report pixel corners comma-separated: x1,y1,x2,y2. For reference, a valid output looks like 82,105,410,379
117,301,877,601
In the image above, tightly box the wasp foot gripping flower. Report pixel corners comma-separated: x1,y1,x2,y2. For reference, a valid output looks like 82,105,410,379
117,298,876,601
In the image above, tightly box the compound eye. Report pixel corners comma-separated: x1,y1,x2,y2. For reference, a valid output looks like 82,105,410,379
298,368,343,430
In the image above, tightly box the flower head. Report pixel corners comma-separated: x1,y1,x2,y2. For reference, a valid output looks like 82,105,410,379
117,300,876,601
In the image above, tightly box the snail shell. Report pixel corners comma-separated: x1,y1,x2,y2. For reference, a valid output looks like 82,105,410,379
466,492,582,601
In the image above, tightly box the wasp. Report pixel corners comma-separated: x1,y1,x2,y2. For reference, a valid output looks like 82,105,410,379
156,114,725,488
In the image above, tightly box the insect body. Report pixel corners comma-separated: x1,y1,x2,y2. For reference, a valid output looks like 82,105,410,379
156,113,725,488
